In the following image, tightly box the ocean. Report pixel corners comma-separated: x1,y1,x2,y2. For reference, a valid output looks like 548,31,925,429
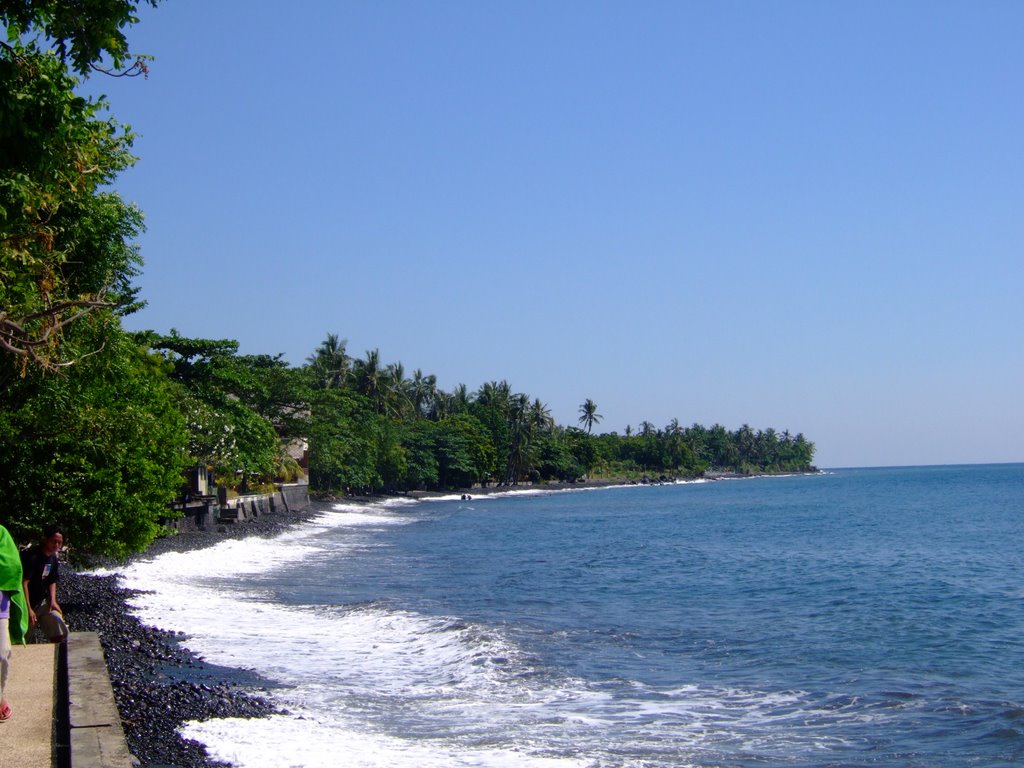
113,464,1024,767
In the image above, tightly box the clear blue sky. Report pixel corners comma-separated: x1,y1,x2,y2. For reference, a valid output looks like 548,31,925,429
89,1,1023,468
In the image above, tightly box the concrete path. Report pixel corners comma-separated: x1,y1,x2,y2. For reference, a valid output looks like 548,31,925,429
0,642,56,768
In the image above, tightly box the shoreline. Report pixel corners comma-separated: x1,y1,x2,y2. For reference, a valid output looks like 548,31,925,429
63,483,633,766
64,505,330,767
66,472,815,767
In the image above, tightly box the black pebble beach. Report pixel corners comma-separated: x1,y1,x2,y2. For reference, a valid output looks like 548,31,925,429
61,505,329,768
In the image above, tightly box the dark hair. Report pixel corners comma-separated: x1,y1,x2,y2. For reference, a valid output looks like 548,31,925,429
43,524,63,540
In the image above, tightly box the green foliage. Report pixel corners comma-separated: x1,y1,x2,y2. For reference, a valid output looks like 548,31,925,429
142,330,306,484
578,398,601,433
434,413,495,489
274,446,305,483
375,418,407,490
307,388,381,493
1,0,159,76
0,325,188,558
299,333,814,494
401,420,439,489
535,432,581,481
306,333,349,390
0,17,146,371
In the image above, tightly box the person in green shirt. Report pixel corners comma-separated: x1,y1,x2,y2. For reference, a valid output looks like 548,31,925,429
0,525,28,721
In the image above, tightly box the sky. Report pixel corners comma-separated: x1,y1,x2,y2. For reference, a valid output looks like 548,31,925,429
83,1,1023,468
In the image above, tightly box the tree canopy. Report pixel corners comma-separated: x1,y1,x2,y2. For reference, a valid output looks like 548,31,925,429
297,332,815,495
0,0,152,373
0,323,188,557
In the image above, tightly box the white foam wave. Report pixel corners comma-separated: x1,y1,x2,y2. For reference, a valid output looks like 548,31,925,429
183,715,593,768
99,493,876,767
416,480,709,505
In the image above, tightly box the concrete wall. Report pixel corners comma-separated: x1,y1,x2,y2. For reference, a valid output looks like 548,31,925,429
61,633,136,768
277,482,311,512
164,483,310,531
219,483,310,524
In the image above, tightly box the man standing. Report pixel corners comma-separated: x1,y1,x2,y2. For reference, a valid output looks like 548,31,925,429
20,525,67,643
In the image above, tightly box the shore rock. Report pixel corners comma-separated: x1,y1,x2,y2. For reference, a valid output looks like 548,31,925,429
61,506,328,767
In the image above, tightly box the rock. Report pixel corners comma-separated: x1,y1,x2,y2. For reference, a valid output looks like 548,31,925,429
57,505,328,766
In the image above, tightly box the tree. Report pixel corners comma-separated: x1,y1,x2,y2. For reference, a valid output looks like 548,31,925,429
433,414,494,489
0,324,188,558
352,348,387,413
578,398,602,434
307,333,349,389
505,393,534,483
401,420,439,489
410,369,437,419
144,331,283,484
0,1,155,374
471,381,512,483
384,361,411,418
0,1,158,77
307,388,380,493
534,432,573,481
530,398,553,432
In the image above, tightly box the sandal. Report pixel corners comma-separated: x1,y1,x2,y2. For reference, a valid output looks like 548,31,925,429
0,701,11,721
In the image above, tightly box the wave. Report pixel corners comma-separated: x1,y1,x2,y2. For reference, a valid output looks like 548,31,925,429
105,496,903,767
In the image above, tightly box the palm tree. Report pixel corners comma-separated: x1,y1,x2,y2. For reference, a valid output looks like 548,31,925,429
578,398,602,434
385,361,411,417
443,383,471,418
530,398,553,433
506,393,534,484
306,333,349,389
352,349,386,412
411,369,438,419
476,380,511,409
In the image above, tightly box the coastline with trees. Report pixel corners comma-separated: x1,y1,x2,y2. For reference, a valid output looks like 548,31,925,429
0,2,814,560
0,6,816,765
4,319,816,558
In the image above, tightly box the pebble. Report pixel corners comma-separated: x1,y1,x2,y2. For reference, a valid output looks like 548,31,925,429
62,505,328,767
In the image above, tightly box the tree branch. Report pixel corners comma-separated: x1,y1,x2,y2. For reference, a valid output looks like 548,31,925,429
0,292,116,371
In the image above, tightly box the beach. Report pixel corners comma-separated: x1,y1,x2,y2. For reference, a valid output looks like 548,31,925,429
61,479,640,767
62,505,325,767
61,472,805,767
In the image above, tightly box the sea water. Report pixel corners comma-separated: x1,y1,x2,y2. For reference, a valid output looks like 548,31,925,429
114,464,1024,767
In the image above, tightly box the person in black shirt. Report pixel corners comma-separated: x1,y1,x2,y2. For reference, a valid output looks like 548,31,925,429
20,525,67,643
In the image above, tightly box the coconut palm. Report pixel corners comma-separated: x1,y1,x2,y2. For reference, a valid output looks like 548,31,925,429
411,369,438,418
306,333,349,389
505,393,534,484
385,361,411,417
578,398,602,434
530,398,553,433
438,383,470,418
352,349,386,412
476,380,511,409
